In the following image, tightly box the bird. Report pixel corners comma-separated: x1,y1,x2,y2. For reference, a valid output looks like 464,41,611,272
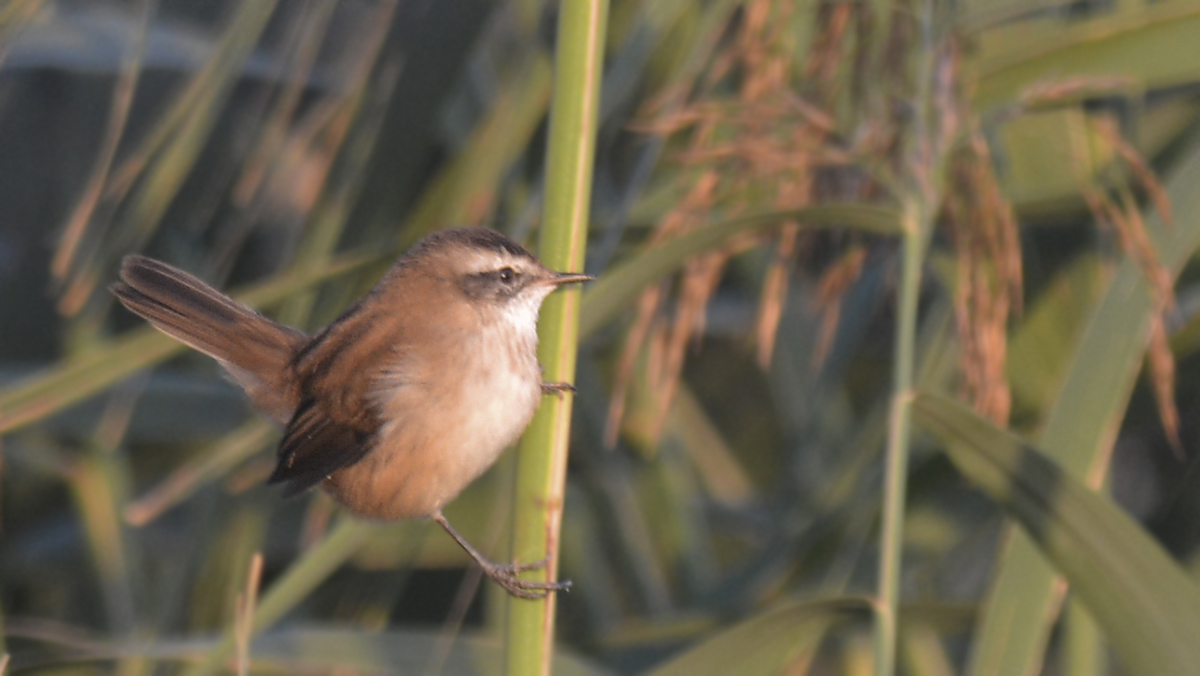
110,227,589,598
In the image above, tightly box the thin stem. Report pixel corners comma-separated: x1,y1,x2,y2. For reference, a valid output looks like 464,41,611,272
875,0,942,666
874,201,925,675
505,0,608,674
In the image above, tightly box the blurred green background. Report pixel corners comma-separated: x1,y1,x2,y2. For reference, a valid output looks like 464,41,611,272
5,0,1200,674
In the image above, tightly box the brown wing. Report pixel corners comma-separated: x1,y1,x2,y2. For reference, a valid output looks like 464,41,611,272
268,397,378,496
268,285,412,496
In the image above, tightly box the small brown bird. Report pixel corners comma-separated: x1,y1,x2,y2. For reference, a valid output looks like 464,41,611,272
111,228,589,598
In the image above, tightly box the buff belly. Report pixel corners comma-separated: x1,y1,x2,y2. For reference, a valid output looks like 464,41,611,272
324,327,543,520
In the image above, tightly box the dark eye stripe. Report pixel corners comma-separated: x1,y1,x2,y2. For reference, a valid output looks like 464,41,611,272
458,266,523,300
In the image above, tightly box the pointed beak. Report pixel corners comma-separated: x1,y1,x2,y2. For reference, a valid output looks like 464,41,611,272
539,271,594,287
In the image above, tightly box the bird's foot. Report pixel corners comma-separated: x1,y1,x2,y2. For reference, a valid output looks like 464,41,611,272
433,512,571,599
541,381,576,398
480,556,573,599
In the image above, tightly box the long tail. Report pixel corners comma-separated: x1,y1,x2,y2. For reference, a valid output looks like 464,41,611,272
111,255,307,423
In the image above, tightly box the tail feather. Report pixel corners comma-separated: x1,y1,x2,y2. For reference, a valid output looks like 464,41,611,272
111,255,307,423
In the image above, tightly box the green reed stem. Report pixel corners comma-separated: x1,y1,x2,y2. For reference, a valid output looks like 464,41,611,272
505,1,608,674
874,199,927,675
875,0,941,667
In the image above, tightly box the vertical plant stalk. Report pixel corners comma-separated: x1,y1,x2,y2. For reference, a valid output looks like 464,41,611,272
505,1,608,675
874,201,926,675
876,0,942,668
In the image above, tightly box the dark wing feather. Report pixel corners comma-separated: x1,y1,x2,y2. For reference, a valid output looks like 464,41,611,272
268,275,400,498
269,399,377,497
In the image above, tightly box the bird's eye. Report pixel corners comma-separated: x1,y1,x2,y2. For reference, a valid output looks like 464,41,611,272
498,267,516,283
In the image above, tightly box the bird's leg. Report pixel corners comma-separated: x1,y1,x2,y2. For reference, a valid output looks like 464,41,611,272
540,381,576,398
432,512,572,599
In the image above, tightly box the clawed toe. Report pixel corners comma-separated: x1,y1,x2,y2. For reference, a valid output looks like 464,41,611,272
432,512,572,600
541,381,577,398
491,571,573,600
481,556,571,599
491,554,552,576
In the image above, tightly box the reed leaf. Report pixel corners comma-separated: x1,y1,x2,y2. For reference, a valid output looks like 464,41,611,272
914,392,1200,676
649,597,872,676
964,128,1200,676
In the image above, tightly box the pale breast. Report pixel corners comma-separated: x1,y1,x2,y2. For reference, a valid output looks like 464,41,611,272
440,323,543,478
324,321,542,520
